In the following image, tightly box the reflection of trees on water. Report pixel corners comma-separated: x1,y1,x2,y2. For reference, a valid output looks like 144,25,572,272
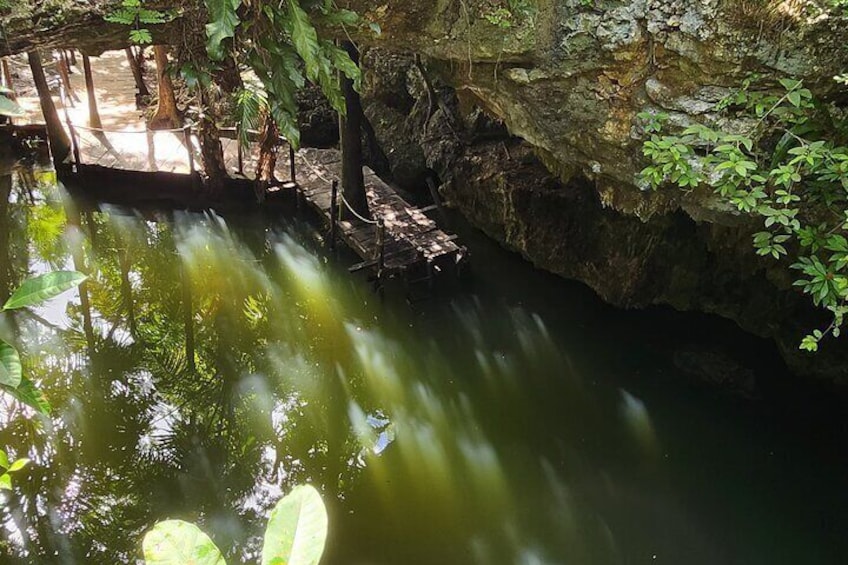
0,172,371,563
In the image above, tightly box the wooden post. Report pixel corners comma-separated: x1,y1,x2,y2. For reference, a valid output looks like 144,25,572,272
236,139,244,175
68,122,81,166
1,58,13,93
57,52,78,105
184,125,195,173
184,125,195,172
289,144,296,185
329,179,338,250
376,218,385,288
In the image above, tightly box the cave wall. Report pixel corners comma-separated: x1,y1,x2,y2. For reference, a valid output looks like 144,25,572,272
359,48,846,382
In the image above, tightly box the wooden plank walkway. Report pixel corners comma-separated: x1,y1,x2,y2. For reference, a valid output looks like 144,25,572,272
63,124,468,283
295,148,466,279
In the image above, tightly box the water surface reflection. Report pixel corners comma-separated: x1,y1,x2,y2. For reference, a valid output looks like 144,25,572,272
0,170,846,564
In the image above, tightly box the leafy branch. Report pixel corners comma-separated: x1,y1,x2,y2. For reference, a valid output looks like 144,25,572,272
104,0,176,45
639,76,848,352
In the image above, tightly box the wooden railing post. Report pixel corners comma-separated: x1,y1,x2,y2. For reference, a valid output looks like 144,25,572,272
289,143,296,185
237,139,244,175
68,123,81,167
376,218,385,279
183,125,195,173
329,179,338,250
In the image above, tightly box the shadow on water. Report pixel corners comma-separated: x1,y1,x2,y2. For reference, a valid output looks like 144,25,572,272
0,167,846,564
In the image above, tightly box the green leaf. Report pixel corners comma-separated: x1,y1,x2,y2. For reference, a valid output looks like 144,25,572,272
3,271,87,311
0,450,8,470
129,28,153,45
143,520,226,565
205,0,242,61
4,377,51,415
0,341,21,388
787,91,801,107
262,484,328,565
0,474,10,490
8,459,29,473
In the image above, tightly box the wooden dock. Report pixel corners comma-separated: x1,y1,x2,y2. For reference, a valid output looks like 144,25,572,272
295,148,467,285
61,124,467,287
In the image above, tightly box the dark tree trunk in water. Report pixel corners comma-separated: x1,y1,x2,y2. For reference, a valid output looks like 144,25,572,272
81,54,102,129
27,50,71,164
125,48,150,101
254,113,279,202
339,41,369,220
150,45,182,130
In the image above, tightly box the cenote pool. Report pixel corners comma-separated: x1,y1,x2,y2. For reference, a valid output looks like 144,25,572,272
1,167,847,564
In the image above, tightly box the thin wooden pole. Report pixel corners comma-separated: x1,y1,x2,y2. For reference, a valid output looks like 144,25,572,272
289,144,296,184
237,139,244,175
1,58,13,92
330,179,338,250
184,125,195,173
376,218,385,290
57,53,79,104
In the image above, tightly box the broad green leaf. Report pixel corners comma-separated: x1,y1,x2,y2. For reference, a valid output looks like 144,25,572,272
262,484,328,565
4,377,51,415
0,474,10,490
8,459,29,473
143,520,226,565
205,0,242,61
0,450,8,470
3,271,87,311
0,341,21,388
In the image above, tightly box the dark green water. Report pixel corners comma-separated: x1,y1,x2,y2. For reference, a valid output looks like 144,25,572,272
1,166,847,564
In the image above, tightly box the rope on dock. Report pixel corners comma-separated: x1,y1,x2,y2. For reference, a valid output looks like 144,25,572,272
340,194,378,225
71,123,191,134
299,150,382,226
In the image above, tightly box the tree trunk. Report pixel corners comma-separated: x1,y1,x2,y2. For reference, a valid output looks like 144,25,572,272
27,50,71,164
197,88,228,195
339,41,369,220
66,49,77,67
150,45,182,130
217,54,243,94
135,46,147,74
254,113,278,202
81,54,102,129
125,48,150,103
